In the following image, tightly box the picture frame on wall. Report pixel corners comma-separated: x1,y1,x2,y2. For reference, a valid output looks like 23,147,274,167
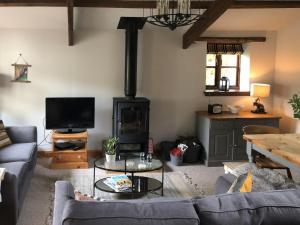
11,54,32,83
12,64,31,82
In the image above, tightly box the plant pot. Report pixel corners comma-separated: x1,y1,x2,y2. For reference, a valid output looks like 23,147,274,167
105,154,116,162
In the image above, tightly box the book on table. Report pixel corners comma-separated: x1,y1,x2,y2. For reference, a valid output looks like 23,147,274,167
103,175,132,192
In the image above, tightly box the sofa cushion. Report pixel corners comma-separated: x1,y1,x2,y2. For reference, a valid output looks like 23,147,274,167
0,143,36,166
0,120,12,149
0,161,28,196
61,199,200,225
193,189,300,225
6,126,37,144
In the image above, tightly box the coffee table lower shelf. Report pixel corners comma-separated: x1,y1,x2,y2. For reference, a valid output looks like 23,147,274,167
95,176,163,196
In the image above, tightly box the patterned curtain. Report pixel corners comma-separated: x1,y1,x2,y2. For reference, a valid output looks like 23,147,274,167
207,43,244,54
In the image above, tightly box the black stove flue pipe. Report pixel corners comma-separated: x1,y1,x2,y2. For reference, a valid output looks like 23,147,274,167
118,17,146,98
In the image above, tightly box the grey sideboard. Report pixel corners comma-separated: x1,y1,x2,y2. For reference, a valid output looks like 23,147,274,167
196,111,281,167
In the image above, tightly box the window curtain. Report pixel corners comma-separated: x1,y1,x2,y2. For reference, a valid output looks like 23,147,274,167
207,43,244,54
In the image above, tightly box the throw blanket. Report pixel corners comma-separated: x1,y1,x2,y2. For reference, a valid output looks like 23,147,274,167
231,163,300,192
0,168,5,202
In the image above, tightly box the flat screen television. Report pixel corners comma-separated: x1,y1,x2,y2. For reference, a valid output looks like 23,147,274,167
46,97,95,133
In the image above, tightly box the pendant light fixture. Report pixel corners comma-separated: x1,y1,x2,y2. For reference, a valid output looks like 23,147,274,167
146,0,205,30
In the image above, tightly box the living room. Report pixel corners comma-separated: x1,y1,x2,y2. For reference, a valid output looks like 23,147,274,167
0,1,300,225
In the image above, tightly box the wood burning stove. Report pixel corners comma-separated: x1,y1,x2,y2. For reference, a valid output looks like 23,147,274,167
113,17,150,156
113,97,149,155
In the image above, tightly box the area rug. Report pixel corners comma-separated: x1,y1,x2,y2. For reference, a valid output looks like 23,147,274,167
18,163,205,225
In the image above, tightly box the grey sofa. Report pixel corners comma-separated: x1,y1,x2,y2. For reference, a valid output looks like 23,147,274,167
0,126,37,225
53,179,300,225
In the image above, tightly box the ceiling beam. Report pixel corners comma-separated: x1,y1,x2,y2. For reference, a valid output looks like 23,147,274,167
1,1,300,8
0,0,66,6
182,0,234,49
74,1,211,8
197,37,266,44
232,1,300,9
67,0,74,46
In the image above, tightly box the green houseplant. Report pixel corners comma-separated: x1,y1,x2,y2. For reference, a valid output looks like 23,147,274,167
288,94,300,119
103,137,118,162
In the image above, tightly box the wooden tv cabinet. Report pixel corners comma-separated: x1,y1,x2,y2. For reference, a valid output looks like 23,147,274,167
50,131,88,169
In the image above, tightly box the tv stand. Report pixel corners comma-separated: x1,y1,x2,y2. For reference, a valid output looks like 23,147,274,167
55,128,87,134
50,130,88,169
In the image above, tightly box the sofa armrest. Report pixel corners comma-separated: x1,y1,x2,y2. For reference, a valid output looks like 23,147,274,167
53,181,75,225
0,172,18,225
6,126,37,144
214,174,236,195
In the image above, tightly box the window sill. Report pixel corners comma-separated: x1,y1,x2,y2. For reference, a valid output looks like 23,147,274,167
204,90,250,96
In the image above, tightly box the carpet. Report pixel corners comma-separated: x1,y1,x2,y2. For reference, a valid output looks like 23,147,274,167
17,161,207,225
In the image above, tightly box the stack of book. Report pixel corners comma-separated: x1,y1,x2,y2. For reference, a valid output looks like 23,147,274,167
103,175,132,192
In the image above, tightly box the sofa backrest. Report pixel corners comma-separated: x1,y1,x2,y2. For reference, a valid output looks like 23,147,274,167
61,198,200,225
193,189,300,225
6,126,37,143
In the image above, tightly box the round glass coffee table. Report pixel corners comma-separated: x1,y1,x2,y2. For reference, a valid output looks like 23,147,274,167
93,156,164,197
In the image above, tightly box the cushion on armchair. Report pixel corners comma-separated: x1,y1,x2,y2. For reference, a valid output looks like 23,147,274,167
0,143,37,167
0,120,12,149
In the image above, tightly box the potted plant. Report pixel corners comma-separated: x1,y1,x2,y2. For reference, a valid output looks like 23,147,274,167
103,137,118,162
288,94,300,119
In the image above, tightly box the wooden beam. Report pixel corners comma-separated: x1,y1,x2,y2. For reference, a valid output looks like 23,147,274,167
1,1,300,8
197,37,266,44
67,0,73,46
183,0,234,49
0,0,66,6
0,0,211,8
74,0,212,8
232,1,300,9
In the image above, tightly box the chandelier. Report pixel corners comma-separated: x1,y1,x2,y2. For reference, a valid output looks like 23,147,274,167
146,0,204,30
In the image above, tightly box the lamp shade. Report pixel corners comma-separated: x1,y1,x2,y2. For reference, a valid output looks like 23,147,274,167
250,83,271,98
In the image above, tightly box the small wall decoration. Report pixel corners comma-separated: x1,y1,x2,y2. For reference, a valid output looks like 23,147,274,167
11,54,32,83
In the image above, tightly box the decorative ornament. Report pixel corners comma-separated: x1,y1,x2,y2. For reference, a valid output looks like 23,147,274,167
11,54,32,83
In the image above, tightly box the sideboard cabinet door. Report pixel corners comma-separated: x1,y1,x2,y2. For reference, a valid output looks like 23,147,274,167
209,129,233,162
232,128,248,160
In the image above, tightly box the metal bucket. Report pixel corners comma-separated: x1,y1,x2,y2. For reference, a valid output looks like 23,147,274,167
170,154,183,166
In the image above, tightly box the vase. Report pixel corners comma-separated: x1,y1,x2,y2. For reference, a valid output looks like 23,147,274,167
105,154,116,162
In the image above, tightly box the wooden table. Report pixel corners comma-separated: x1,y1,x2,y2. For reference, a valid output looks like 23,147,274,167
243,134,300,173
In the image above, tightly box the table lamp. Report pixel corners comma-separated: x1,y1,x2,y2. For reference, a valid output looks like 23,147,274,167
250,83,271,114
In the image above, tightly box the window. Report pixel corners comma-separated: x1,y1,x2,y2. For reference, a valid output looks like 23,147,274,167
206,53,241,90
205,43,244,91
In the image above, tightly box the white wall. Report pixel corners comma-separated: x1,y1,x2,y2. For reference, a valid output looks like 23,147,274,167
142,29,277,141
0,29,125,150
273,20,300,133
0,28,277,150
